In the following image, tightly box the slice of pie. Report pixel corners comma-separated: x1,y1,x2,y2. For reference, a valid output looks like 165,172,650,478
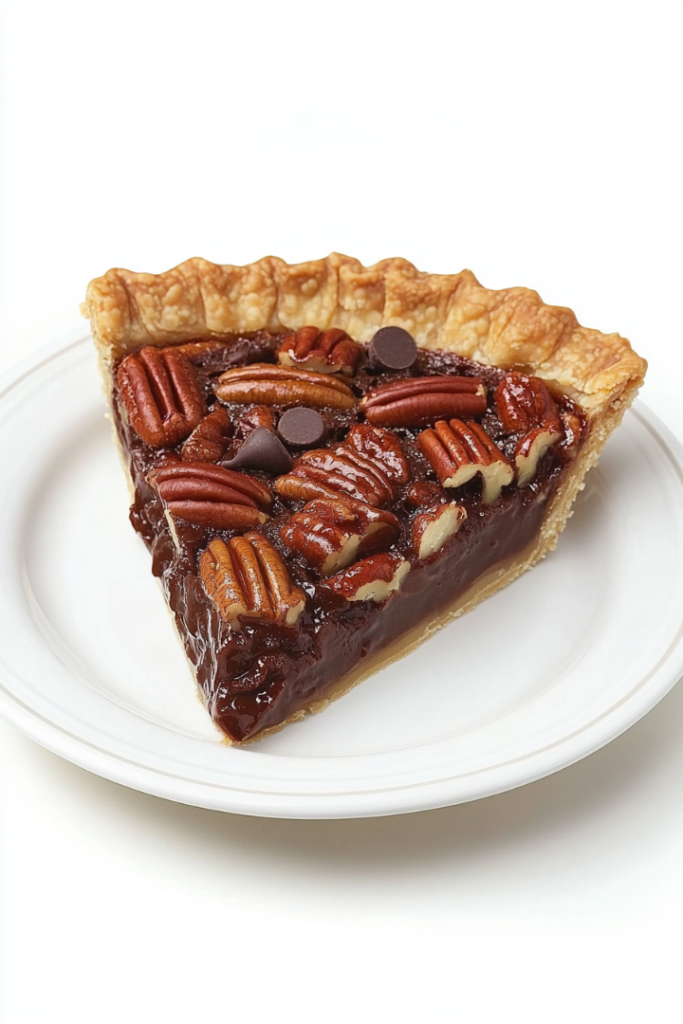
82,254,647,744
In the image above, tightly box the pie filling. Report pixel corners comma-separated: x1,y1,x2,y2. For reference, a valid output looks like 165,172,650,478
112,328,587,743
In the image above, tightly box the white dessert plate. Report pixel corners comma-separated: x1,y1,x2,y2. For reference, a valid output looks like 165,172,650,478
0,329,680,819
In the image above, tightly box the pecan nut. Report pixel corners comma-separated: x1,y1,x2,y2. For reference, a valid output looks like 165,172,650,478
281,498,400,576
214,364,357,410
276,448,388,507
275,426,408,507
116,346,205,447
495,374,564,486
405,481,445,508
272,474,342,504
235,405,276,439
150,462,272,532
361,376,487,428
326,553,410,603
199,533,306,627
344,424,410,484
412,502,467,560
514,426,563,487
557,407,584,462
278,326,361,376
418,419,513,503
166,339,236,361
181,406,232,462
495,372,562,434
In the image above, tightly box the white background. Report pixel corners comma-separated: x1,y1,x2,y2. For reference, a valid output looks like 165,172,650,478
1,1,682,1021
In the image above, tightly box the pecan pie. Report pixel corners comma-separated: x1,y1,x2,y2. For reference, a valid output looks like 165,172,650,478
82,254,647,744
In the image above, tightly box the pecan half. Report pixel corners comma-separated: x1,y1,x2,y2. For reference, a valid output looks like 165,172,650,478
495,374,564,486
200,533,306,627
215,364,357,410
276,445,395,507
495,373,562,434
557,407,584,462
181,406,232,462
275,426,408,507
235,405,276,439
344,424,410,484
281,498,400,576
412,502,467,560
150,462,272,532
418,419,513,503
514,426,563,487
168,339,235,361
361,376,487,428
405,481,445,508
116,346,205,447
326,553,410,603
273,474,342,504
278,326,361,376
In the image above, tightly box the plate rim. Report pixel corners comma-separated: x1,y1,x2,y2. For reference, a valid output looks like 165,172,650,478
0,329,681,819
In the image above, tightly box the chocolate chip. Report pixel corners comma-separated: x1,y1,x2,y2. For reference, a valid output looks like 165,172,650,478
222,427,293,476
277,407,327,449
369,326,418,371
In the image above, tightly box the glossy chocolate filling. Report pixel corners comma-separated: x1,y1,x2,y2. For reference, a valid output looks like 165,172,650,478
113,332,586,743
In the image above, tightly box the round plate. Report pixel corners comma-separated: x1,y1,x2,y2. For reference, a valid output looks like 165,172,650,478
0,330,681,818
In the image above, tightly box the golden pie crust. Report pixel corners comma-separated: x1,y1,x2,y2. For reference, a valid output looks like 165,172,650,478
83,253,645,414
83,254,647,742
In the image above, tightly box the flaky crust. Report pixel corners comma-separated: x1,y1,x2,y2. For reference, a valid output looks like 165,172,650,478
83,253,646,415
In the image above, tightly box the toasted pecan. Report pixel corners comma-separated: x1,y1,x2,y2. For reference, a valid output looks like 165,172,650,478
281,497,400,576
199,533,306,627
361,376,487,428
412,502,467,560
181,406,232,463
151,462,272,531
278,326,361,376
116,346,205,447
325,553,410,603
495,374,564,486
275,426,408,508
215,364,357,409
418,419,513,503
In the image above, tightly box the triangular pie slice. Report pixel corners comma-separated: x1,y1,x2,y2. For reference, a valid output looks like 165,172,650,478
82,254,647,744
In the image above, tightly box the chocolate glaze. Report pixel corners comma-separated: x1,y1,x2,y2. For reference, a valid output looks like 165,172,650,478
113,331,586,743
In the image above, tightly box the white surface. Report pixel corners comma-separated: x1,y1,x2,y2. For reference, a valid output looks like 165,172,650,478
1,0,682,1020
2,331,683,818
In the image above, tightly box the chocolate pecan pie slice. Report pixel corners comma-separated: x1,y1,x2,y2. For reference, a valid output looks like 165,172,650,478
83,254,647,744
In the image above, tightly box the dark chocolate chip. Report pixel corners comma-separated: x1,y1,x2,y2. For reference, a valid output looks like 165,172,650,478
222,427,293,475
369,326,418,371
277,407,327,449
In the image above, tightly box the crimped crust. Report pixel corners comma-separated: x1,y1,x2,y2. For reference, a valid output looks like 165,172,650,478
83,253,646,415
83,254,647,743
